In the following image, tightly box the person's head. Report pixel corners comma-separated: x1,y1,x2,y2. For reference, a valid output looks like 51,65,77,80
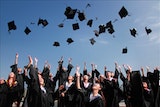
106,71,112,78
68,75,74,83
99,75,105,82
38,74,45,86
111,72,114,77
17,68,22,73
92,83,101,92
0,78,5,84
83,75,89,81
7,72,16,87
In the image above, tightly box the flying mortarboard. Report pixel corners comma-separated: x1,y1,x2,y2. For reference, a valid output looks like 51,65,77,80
87,19,93,27
72,23,79,30
78,11,86,21
8,20,17,31
122,47,127,54
119,6,128,19
145,27,152,35
106,21,115,34
42,19,48,27
90,38,96,45
58,23,64,28
99,24,106,34
67,38,74,44
38,18,43,25
64,6,77,19
53,42,60,47
130,28,137,37
37,18,48,27
24,27,31,35
93,30,99,37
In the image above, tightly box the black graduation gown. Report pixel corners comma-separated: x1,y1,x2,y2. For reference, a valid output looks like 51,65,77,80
6,82,21,107
120,72,132,107
28,65,41,107
0,82,8,107
81,82,92,107
56,62,73,87
103,79,114,107
130,71,144,107
87,96,104,107
10,64,25,102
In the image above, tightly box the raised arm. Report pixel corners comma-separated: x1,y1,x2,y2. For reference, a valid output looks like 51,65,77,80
76,65,81,89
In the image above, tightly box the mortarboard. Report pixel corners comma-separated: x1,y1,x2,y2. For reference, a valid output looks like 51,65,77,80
42,19,48,27
122,47,127,54
72,23,79,30
38,18,48,27
64,7,77,19
58,23,64,28
78,12,86,21
53,42,60,47
24,27,31,35
86,3,91,8
38,18,43,25
145,27,152,35
119,6,128,19
87,19,93,27
8,20,17,31
130,28,137,37
93,30,99,37
106,21,115,34
67,38,74,44
90,38,96,45
99,24,106,34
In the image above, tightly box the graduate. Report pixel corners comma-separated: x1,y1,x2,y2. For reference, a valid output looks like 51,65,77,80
55,57,74,87
119,65,132,107
76,66,104,107
10,53,25,107
5,71,21,107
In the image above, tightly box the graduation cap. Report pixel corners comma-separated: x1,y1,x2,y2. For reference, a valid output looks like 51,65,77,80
106,21,115,34
53,42,60,47
93,30,99,37
119,6,128,19
42,19,48,27
8,20,17,31
99,24,106,34
24,27,31,35
78,12,86,21
130,28,137,37
64,6,77,19
90,38,96,45
58,23,64,28
72,23,79,30
87,19,93,27
38,18,48,27
122,47,127,54
145,27,152,35
67,38,74,44
38,18,43,25
86,3,91,8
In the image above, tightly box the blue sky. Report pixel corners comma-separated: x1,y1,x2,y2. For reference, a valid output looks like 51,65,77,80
0,0,160,79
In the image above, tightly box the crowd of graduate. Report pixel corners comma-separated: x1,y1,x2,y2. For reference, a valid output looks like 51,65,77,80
0,53,159,107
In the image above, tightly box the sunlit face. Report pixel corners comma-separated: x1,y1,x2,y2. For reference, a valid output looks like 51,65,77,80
83,75,89,80
92,83,101,90
9,72,15,78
